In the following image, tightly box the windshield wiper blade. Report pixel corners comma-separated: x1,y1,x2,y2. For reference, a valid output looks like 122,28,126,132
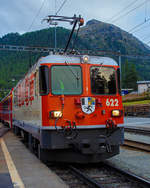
65,61,80,80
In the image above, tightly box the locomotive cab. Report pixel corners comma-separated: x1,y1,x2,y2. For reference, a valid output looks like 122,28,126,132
37,54,124,163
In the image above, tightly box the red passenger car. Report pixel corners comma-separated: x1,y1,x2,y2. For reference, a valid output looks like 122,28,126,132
0,89,13,128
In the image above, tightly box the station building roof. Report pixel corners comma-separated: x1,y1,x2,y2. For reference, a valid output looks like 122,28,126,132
137,81,150,84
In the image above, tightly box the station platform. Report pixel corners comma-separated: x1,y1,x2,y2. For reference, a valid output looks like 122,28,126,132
0,124,68,188
0,123,9,137
0,137,13,188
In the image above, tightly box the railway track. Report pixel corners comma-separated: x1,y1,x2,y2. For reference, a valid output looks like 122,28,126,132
49,162,150,188
124,126,150,152
123,139,150,152
125,127,150,135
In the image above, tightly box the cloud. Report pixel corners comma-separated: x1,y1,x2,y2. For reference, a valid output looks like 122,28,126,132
0,0,149,45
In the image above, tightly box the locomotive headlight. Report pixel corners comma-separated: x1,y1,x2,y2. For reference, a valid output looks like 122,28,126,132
111,110,121,117
81,55,89,63
49,111,63,118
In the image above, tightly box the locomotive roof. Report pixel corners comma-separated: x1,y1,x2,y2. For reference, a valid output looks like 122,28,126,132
12,54,118,91
38,54,118,66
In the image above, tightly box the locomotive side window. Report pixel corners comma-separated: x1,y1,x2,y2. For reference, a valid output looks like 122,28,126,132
35,71,39,97
39,66,49,95
51,65,82,95
91,66,116,95
117,68,121,95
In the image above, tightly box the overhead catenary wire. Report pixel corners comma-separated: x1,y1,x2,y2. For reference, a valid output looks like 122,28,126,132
54,0,57,49
27,0,47,69
105,0,150,47
53,0,68,49
141,31,150,41
111,0,147,23
128,17,150,32
128,0,150,32
106,0,139,22
28,0,68,32
145,0,148,21
56,0,68,15
28,0,47,31
131,23,150,33
1,44,150,60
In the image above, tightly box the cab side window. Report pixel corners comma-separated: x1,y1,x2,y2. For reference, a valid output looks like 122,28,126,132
34,71,39,97
117,68,121,95
39,66,49,95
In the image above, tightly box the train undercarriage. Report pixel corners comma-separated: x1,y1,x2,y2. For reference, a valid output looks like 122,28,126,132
12,121,124,163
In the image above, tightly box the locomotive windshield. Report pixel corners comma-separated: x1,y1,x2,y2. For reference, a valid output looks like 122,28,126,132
90,66,116,95
51,65,82,95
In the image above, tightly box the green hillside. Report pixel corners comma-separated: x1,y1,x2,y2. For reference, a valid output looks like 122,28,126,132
79,19,150,55
0,19,150,98
0,27,88,98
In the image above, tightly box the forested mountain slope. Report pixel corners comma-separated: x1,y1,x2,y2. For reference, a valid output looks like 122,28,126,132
0,19,150,97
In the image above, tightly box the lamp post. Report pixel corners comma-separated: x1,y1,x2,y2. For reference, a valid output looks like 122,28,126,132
118,51,122,84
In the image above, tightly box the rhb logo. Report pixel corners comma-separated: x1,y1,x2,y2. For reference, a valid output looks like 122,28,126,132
81,97,95,114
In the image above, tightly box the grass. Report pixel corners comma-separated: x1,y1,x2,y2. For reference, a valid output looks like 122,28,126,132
123,100,150,106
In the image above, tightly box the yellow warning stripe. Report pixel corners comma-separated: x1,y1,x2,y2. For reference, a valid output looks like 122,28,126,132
0,138,25,188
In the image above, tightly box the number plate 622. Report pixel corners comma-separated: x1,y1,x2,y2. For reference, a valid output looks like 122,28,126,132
106,98,119,107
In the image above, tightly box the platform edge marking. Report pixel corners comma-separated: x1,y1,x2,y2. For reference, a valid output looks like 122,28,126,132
0,138,25,188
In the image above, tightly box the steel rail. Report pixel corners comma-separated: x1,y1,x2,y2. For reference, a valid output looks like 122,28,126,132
125,127,150,135
124,139,150,152
49,162,150,187
102,162,150,187
68,165,103,188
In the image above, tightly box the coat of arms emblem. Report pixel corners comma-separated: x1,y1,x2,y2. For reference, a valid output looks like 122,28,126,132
81,97,95,114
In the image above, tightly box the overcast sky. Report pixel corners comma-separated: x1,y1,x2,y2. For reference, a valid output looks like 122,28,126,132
1,0,150,45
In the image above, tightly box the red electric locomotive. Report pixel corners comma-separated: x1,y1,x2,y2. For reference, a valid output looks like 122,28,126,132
0,53,124,163
0,15,124,163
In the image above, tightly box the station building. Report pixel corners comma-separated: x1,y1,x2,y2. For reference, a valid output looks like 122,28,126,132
137,81,150,94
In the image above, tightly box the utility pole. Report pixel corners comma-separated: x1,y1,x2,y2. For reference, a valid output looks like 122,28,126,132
54,25,57,49
54,0,57,50
118,51,122,84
